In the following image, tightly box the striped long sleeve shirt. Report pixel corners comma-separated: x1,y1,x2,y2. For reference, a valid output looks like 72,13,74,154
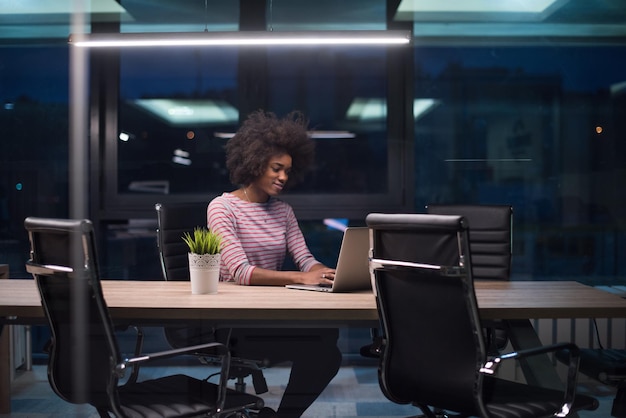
207,193,320,285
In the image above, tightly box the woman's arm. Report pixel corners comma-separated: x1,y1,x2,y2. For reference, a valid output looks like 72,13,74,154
248,264,335,286
207,197,255,284
208,196,334,286
248,210,335,285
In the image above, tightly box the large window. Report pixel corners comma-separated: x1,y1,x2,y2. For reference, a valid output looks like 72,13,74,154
266,47,390,195
110,44,406,220
3,3,626,286
414,46,626,283
0,46,69,277
118,48,240,196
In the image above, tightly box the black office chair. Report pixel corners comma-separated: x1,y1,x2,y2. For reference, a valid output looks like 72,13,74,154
426,204,513,352
425,204,513,280
361,204,514,358
366,212,599,418
155,202,268,395
24,216,264,418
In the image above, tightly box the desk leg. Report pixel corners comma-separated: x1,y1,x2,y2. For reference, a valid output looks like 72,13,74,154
0,324,10,414
506,319,564,390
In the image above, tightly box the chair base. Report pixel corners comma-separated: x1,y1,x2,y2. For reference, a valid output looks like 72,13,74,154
251,407,278,417
359,336,383,358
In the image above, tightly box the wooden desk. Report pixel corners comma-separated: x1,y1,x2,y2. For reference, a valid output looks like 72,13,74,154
0,279,377,328
1,279,626,413
3,280,626,325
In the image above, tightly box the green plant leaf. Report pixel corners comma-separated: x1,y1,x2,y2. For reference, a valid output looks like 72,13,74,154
182,227,222,255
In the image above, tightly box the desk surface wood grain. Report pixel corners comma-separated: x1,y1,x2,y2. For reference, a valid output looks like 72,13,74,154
1,279,626,326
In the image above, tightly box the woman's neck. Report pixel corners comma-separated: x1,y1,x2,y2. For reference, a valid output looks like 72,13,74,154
241,185,268,203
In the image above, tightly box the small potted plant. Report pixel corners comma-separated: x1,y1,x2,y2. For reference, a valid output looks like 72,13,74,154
182,227,222,294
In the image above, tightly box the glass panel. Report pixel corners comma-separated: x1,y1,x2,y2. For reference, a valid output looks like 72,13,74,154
0,46,69,278
118,47,239,195
119,0,240,34
414,46,626,284
118,46,390,196
267,47,389,194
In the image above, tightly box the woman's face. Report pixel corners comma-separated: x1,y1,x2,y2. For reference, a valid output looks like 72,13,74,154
251,153,292,198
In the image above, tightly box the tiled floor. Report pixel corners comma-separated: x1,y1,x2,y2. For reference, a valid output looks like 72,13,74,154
0,327,619,418
0,356,618,418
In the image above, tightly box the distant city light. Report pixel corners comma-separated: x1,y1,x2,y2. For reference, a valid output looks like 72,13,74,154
173,149,192,165
174,149,190,158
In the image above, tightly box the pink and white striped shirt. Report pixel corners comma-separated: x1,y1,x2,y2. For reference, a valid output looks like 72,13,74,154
207,193,320,285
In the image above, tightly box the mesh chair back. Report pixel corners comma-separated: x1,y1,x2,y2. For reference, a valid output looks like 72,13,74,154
366,213,486,414
155,202,210,281
155,202,225,349
154,202,270,395
367,212,466,267
24,217,120,409
427,204,512,280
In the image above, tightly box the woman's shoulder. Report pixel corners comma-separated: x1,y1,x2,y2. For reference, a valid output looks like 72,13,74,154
210,192,231,202
209,193,238,210
210,194,292,212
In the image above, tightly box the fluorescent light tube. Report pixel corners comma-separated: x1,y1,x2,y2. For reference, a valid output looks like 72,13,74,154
69,30,411,47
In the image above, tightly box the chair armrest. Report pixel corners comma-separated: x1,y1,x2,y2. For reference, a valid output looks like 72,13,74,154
480,342,580,417
370,258,464,276
121,341,230,368
116,341,232,412
115,325,144,385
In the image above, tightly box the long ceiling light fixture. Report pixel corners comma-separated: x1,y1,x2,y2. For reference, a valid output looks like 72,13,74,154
68,30,411,48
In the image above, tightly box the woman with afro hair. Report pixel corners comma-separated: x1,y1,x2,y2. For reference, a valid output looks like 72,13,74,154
207,110,342,418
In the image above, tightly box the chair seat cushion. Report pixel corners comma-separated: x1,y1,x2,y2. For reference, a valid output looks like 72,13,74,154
118,374,264,418
481,376,599,418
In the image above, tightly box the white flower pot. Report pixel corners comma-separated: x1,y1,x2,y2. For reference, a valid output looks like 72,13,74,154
188,253,220,294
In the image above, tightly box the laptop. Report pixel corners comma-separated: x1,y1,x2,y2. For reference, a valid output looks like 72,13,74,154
286,227,371,293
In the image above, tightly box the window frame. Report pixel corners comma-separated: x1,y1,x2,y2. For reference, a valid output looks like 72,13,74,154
91,42,414,221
